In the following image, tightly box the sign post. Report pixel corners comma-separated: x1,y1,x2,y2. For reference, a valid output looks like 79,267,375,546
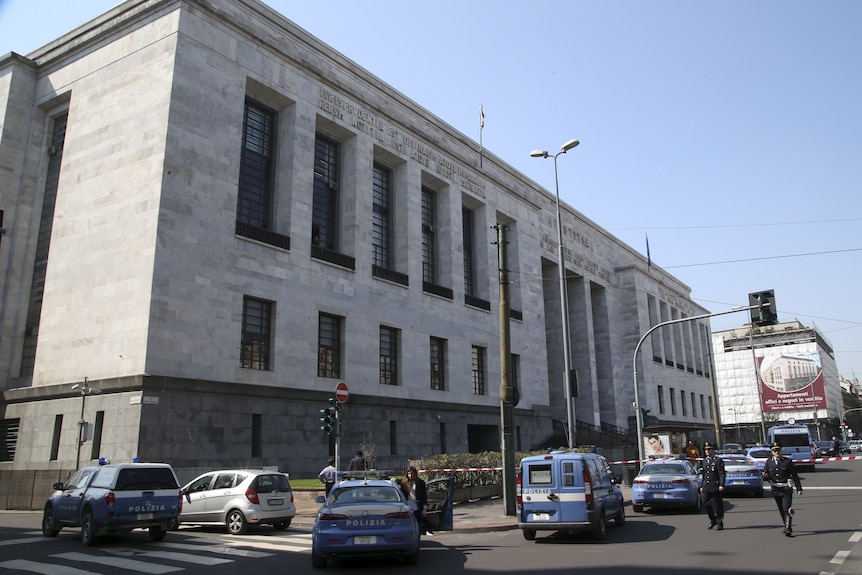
334,383,348,471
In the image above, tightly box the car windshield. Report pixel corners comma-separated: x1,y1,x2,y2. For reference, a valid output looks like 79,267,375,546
330,485,404,504
748,450,771,458
641,464,687,475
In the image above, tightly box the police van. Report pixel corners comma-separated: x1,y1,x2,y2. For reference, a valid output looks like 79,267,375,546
517,451,625,541
766,420,817,472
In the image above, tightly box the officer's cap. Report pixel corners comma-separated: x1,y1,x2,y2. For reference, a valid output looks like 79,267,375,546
770,443,781,450
703,441,716,450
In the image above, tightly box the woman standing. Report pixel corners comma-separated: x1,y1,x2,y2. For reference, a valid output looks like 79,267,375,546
400,466,432,535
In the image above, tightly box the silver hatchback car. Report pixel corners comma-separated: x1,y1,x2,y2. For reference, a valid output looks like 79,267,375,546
177,469,296,534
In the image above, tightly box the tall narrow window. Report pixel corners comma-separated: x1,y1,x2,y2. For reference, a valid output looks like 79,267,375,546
681,389,687,416
241,297,272,370
372,163,392,270
472,346,486,395
700,394,706,419
658,385,665,414
430,337,446,390
390,421,397,455
379,326,399,386
439,422,447,454
236,101,275,230
312,134,339,251
0,418,20,462
691,392,697,418
21,113,67,377
510,353,520,404
421,187,437,284
670,387,677,416
89,411,104,461
252,414,262,457
50,414,63,461
318,313,342,378
462,207,475,297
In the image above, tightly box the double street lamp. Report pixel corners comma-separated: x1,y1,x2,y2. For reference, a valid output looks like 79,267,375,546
530,138,579,449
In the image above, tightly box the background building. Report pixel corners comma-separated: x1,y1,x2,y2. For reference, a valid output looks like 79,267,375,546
0,0,711,499
712,321,844,444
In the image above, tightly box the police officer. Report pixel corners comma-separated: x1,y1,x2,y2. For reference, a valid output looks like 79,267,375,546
700,441,726,530
762,442,803,537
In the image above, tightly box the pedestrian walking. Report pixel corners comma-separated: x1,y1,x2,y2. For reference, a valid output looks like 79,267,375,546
685,440,701,460
318,458,336,495
348,450,367,471
700,441,726,530
762,442,803,537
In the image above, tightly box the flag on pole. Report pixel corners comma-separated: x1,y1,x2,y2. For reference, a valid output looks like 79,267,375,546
479,104,485,168
645,233,651,272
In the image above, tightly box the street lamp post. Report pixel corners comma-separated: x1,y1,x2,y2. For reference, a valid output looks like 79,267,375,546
531,138,579,449
72,378,100,469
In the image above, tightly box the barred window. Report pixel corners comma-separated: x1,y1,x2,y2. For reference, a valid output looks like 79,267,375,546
318,313,342,378
237,101,275,229
379,326,399,386
472,345,486,395
312,134,339,250
462,207,475,297
241,297,272,370
421,187,437,284
372,163,392,269
430,337,446,391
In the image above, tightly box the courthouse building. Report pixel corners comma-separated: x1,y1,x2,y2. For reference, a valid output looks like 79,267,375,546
0,0,713,483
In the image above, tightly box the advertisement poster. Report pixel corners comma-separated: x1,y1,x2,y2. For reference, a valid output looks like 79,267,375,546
758,351,827,412
644,433,671,456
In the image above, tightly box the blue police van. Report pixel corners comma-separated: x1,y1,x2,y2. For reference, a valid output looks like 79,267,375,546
766,421,817,472
517,451,625,541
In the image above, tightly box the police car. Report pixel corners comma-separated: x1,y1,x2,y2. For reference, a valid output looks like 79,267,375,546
311,472,453,568
631,455,702,513
517,451,625,541
719,454,764,497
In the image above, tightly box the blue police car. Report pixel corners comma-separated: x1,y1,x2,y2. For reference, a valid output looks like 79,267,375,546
631,457,702,513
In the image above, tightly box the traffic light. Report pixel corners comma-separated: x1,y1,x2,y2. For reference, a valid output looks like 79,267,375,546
319,406,336,435
640,407,655,428
748,290,777,326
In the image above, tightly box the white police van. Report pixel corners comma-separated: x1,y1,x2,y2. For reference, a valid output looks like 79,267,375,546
517,451,625,541
766,420,817,472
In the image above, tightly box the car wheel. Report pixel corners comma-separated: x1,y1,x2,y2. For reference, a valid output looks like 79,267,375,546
632,503,644,513
522,528,536,541
273,519,291,530
226,509,248,535
592,509,607,540
42,506,61,537
615,505,626,526
311,553,327,568
404,549,419,565
80,511,97,546
148,526,166,541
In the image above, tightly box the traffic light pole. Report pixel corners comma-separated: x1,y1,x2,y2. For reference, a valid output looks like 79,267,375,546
633,302,771,464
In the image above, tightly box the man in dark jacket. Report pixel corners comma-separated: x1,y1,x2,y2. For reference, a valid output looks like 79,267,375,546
762,443,803,536
700,441,726,530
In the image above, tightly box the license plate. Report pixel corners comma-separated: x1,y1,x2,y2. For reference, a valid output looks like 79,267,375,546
354,535,377,545
531,513,550,521
652,493,668,499
732,481,747,485
137,512,154,520
268,498,284,505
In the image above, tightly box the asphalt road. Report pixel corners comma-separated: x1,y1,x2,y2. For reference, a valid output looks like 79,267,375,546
2,461,861,574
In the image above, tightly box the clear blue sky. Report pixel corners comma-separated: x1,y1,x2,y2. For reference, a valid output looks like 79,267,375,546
3,1,861,382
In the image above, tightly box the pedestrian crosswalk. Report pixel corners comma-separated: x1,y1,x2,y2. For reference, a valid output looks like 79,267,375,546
0,529,312,574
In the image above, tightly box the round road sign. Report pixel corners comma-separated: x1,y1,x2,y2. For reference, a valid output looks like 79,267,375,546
335,382,349,403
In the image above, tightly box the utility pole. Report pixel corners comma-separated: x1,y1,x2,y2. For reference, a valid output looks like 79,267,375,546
495,224,516,516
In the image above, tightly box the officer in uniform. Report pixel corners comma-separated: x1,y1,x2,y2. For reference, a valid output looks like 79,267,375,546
699,441,726,530
762,442,803,537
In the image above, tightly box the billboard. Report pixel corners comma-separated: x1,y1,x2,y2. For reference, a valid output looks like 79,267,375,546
643,433,671,456
758,351,827,412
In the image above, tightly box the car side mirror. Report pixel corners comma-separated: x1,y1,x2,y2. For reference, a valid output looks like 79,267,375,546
53,482,64,490
315,495,326,504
